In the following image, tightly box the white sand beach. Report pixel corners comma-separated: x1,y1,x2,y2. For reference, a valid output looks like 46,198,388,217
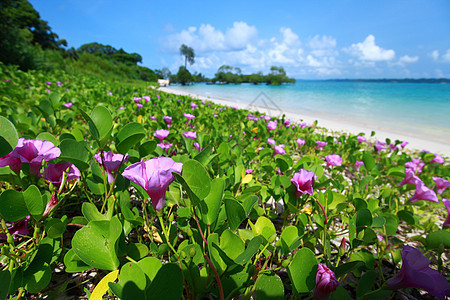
158,86,450,157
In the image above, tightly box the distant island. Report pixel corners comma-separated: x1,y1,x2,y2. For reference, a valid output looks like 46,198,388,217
324,78,450,84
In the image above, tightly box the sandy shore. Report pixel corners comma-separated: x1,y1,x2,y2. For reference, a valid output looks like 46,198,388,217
158,86,450,157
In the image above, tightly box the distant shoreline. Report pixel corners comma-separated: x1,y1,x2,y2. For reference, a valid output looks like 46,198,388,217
158,86,450,157
322,78,450,84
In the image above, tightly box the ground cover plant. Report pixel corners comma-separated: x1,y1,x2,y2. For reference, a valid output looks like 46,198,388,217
0,63,449,299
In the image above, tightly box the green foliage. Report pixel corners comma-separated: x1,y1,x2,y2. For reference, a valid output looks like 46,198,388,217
179,44,195,69
176,66,193,85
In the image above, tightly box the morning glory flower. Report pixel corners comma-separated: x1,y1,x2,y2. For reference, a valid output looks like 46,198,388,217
405,158,425,174
274,144,286,156
296,138,305,147
325,154,342,168
183,113,195,122
190,102,198,110
316,141,328,151
94,151,129,184
154,129,170,143
122,157,183,211
357,136,367,144
267,138,275,146
291,169,316,196
163,116,172,128
0,217,30,241
355,160,364,171
432,177,450,194
267,121,277,131
157,142,173,153
44,162,80,187
314,263,339,300
409,181,439,203
64,102,73,109
182,131,197,139
430,154,444,164
399,169,421,187
443,198,450,228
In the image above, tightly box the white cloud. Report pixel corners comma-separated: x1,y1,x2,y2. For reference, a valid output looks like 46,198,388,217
442,50,450,63
429,49,450,63
346,35,395,61
431,50,439,61
399,55,419,64
225,22,258,50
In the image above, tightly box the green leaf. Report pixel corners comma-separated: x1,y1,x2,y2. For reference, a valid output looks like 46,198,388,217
71,218,121,270
63,249,90,273
356,208,372,233
371,216,386,228
23,185,44,220
0,116,19,157
126,243,149,261
180,159,211,202
0,190,28,222
335,261,365,278
362,152,375,171
35,132,58,147
79,109,99,139
287,248,318,294
0,270,11,300
109,262,146,300
59,139,90,170
356,270,376,298
81,202,106,222
138,140,157,158
224,198,246,231
24,264,52,293
201,178,224,225
256,273,284,300
90,106,113,141
220,230,245,260
426,230,450,249
146,263,183,300
280,226,302,253
90,270,119,300
116,122,146,154
252,216,276,243
44,218,66,239
234,236,263,265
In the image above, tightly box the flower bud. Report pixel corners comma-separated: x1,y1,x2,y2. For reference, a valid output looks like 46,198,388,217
314,263,339,300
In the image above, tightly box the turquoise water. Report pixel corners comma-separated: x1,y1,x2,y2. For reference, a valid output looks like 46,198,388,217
169,81,450,142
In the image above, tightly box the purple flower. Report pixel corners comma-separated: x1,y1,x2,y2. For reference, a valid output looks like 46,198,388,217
262,115,271,122
157,142,173,153
432,177,450,194
0,138,61,176
0,217,30,241
156,94,160,100
94,151,129,184
108,92,113,96
386,245,450,300
291,169,316,197
267,121,277,131
405,158,425,174
284,120,291,127
150,116,158,121
154,129,170,143
143,96,151,102
389,143,398,151
355,160,364,171
374,141,386,152
44,162,80,187
119,106,126,110
183,113,195,122
56,81,63,87
357,136,367,144
299,122,308,129
133,96,142,103
443,198,450,228
274,144,286,156
46,81,52,85
315,141,328,151
190,102,198,110
246,169,253,174
136,103,143,109
46,88,51,93
399,168,421,187
42,192,58,218
296,138,305,147
193,142,202,151
325,154,342,168
314,263,338,300
267,138,275,146
409,181,439,203
64,102,73,109
182,131,197,139
163,116,172,128
401,141,409,148
430,154,444,164
122,157,183,211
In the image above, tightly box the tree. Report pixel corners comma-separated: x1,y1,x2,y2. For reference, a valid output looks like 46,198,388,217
176,66,192,85
179,44,195,69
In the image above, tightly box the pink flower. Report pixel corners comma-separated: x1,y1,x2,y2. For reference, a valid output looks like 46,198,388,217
246,169,253,174
430,154,444,164
157,142,173,153
190,102,198,110
64,102,73,109
315,141,328,151
182,131,197,139
193,142,202,151
163,116,172,128
150,116,158,121
374,141,386,152
136,103,143,109
118,106,126,110
299,122,308,129
291,169,316,196
267,138,275,146
44,162,80,187
409,181,439,203
284,120,291,127
133,96,142,103
122,157,183,211
386,245,450,299
443,198,450,228
267,121,277,131
0,138,61,176
354,160,364,171
399,168,421,187
389,143,398,151
296,138,305,147
42,192,58,218
274,145,286,156
46,81,52,85
357,136,367,144
401,141,409,148
405,158,425,174
143,96,150,102
94,151,129,184
325,154,342,168
314,263,338,300
56,81,63,87
0,216,30,241
432,177,450,194
183,113,195,122
154,129,170,143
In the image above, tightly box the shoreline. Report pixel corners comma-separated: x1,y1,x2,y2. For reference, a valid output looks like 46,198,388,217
158,86,450,157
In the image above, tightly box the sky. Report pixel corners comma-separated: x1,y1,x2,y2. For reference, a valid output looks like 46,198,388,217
29,0,450,79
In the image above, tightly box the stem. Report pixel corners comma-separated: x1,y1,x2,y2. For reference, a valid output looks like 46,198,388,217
157,214,178,256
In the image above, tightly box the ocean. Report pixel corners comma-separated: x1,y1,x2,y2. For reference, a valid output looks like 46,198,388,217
168,81,450,144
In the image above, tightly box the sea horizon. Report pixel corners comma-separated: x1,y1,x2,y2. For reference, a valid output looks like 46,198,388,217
167,81,450,147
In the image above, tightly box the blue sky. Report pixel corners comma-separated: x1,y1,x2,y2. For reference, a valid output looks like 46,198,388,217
30,0,450,79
